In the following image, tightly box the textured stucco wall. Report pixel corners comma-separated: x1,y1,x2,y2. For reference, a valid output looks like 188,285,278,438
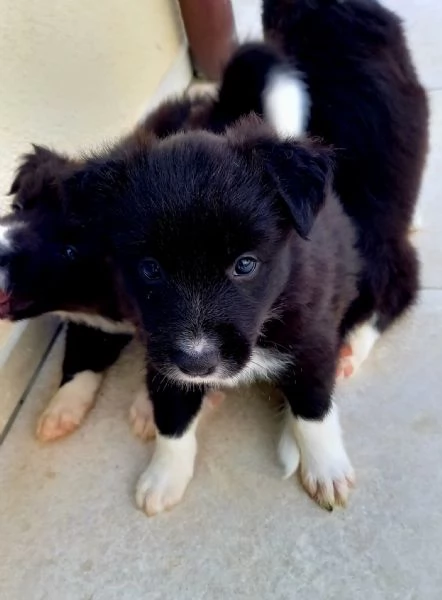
0,0,187,211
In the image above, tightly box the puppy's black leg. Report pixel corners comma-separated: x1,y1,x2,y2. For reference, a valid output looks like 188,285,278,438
36,323,132,442
278,336,355,510
376,240,419,332
135,368,205,516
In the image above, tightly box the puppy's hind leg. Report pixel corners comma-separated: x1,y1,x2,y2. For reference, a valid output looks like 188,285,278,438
336,317,380,380
337,239,419,380
36,324,131,442
375,240,419,333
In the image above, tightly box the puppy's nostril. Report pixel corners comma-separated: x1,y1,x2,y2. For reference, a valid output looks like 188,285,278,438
173,349,219,378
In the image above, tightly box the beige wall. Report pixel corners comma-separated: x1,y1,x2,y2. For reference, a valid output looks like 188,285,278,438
0,0,189,212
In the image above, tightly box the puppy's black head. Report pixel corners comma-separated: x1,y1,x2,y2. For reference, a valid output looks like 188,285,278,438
92,118,331,385
0,146,115,321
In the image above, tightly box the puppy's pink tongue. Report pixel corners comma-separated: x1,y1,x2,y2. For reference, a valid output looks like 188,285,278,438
0,290,9,304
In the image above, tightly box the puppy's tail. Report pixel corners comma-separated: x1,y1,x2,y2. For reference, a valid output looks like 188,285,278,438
215,42,310,138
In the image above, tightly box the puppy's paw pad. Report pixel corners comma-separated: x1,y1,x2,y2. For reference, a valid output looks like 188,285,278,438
336,344,355,380
129,394,156,441
36,402,91,442
301,456,355,510
135,463,192,517
35,372,100,442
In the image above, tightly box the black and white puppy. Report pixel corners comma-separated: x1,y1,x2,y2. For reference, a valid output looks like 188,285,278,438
262,0,428,376
0,50,304,442
0,146,139,440
73,115,358,515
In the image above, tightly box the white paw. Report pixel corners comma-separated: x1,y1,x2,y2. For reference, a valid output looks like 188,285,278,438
136,429,197,516
336,319,380,381
36,371,102,442
292,403,355,510
300,444,355,510
129,388,156,441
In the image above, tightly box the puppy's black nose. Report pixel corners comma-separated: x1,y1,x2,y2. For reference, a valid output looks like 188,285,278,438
173,349,219,377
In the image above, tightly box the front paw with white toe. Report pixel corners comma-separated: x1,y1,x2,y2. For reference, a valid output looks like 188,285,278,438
36,371,102,442
299,445,355,510
135,431,197,516
286,402,355,510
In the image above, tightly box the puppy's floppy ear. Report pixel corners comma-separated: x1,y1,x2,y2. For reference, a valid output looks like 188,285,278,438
228,119,333,239
62,157,129,224
256,138,332,239
8,145,80,210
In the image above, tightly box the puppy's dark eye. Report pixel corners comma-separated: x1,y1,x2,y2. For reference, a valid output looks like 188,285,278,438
233,256,258,277
64,245,78,261
139,258,162,282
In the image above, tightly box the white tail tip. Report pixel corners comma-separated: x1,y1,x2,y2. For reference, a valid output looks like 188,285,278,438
263,69,310,139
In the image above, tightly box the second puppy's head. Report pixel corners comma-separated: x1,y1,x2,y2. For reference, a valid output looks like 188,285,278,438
0,146,117,321
87,119,332,385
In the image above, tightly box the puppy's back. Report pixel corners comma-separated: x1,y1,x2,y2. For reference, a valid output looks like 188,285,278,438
263,0,429,230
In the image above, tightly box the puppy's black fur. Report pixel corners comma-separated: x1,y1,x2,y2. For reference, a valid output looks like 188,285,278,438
262,0,429,332
84,120,359,432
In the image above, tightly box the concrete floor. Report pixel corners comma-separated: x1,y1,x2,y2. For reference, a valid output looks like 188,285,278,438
1,2,442,599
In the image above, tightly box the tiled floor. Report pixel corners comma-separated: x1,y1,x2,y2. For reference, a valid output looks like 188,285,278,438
1,2,442,599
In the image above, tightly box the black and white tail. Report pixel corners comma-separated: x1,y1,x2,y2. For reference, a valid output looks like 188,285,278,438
215,42,310,138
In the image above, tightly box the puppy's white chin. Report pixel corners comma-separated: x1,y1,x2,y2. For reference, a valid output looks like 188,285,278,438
169,347,292,388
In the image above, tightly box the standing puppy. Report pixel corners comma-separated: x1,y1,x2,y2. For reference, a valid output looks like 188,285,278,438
262,0,429,376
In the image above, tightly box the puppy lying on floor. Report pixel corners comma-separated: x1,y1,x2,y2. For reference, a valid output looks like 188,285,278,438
0,48,302,442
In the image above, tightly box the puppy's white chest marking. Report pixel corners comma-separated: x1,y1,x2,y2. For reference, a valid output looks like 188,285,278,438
172,346,291,388
54,311,135,335
229,347,291,386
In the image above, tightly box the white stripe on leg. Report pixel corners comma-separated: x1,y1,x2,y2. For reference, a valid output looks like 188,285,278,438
136,416,200,516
